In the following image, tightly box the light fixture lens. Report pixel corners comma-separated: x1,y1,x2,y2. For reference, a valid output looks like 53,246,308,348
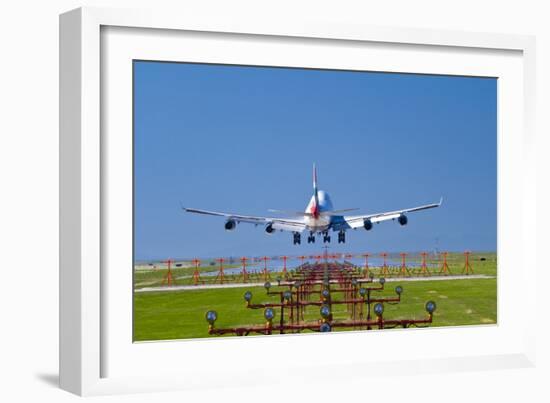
374,303,384,316
283,290,292,300
264,307,275,320
320,305,331,318
395,286,403,295
264,281,271,290
320,323,331,332
205,310,217,324
359,287,367,297
379,278,386,285
244,291,252,302
426,301,437,314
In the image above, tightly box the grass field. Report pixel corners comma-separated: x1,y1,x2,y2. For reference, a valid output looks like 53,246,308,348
133,252,497,341
133,263,241,289
133,252,497,288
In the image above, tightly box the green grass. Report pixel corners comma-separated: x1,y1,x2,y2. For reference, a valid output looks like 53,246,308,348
368,251,496,277
133,276,497,341
133,264,242,288
133,252,497,289
133,252,497,341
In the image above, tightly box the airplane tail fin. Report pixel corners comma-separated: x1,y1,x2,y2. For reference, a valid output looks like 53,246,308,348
313,163,319,205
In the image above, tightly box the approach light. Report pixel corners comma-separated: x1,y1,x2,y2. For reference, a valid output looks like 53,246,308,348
276,276,282,285
395,285,403,295
359,287,367,297
264,307,275,321
283,290,292,301
320,323,331,332
320,305,331,319
322,289,330,299
244,291,252,302
294,281,301,289
264,281,271,290
374,303,384,317
425,301,437,314
205,310,218,325
351,278,358,286
379,277,386,285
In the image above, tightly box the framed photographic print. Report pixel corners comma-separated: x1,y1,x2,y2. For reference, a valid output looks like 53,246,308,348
60,7,537,396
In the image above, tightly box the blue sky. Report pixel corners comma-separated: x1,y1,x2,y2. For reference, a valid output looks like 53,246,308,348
134,61,496,261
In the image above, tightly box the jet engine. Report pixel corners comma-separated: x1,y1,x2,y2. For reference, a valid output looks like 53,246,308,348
363,218,373,231
398,214,408,226
224,219,237,230
265,223,274,234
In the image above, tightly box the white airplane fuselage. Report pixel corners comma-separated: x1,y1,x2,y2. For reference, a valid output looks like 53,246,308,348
304,190,333,232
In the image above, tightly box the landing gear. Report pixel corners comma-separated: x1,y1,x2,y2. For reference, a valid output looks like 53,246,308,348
293,232,301,245
322,231,331,243
307,232,316,244
338,230,346,244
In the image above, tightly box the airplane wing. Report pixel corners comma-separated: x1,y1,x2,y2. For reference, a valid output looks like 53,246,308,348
342,198,443,229
268,208,359,217
183,207,308,232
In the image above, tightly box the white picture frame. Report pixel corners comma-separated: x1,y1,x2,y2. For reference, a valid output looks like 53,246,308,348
60,6,537,396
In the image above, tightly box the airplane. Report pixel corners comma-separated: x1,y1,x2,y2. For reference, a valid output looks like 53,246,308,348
183,164,442,245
